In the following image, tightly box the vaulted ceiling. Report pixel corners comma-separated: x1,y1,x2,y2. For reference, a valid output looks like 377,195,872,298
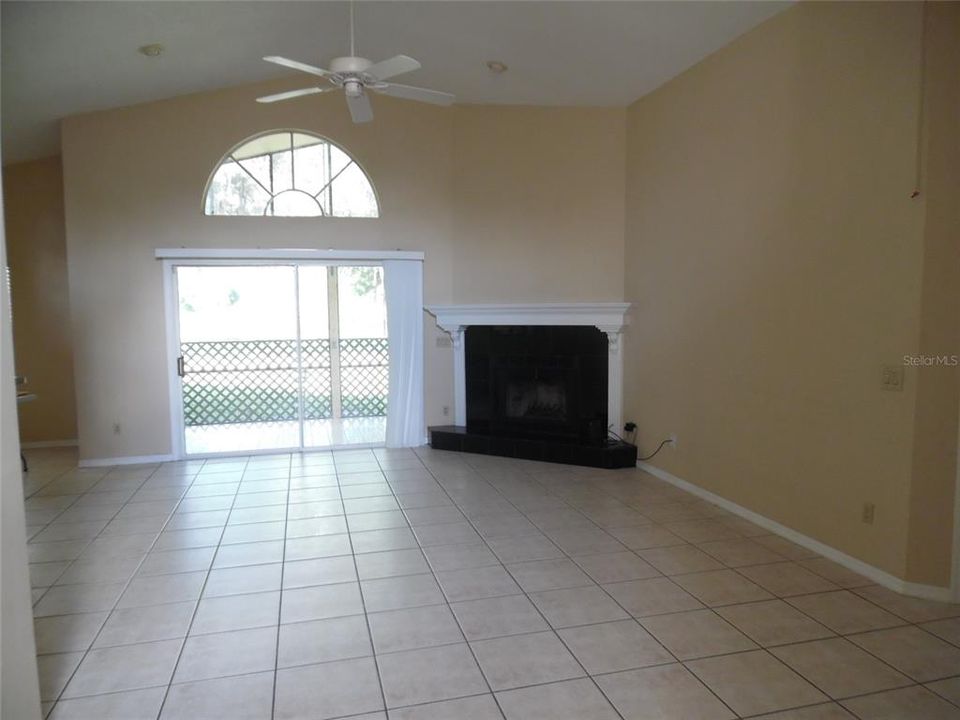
1,1,786,164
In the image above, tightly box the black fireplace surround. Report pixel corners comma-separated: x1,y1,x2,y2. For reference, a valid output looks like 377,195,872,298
429,325,637,469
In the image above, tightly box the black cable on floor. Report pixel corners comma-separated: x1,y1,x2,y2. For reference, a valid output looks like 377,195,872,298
638,438,672,461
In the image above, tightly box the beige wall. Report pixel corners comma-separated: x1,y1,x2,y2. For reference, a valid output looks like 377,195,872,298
452,106,625,302
624,1,957,586
2,156,78,444
60,83,626,460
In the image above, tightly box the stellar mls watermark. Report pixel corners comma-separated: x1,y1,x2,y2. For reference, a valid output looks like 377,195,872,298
903,355,959,367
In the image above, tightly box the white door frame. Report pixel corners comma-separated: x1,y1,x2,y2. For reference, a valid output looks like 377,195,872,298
157,248,422,460
953,399,960,602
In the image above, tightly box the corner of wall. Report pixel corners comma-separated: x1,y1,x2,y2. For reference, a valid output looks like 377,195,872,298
904,0,960,589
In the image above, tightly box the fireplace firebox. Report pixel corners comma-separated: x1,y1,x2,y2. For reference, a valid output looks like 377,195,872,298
466,326,607,444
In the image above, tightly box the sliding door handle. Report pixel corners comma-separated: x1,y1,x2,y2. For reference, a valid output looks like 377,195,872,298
177,356,185,377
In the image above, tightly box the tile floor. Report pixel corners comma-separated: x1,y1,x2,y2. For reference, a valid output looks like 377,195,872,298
21,446,960,719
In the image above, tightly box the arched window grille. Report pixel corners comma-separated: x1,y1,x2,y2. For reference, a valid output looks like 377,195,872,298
204,131,379,217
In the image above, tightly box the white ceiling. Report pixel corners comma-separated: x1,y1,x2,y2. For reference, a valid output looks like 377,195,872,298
1,1,786,164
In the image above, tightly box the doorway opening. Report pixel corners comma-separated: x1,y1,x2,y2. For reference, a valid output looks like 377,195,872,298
173,263,388,455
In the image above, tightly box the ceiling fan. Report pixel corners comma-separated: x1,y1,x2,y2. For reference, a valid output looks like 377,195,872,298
257,2,455,123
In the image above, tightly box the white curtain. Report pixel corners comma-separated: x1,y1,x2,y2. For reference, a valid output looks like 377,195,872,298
383,259,425,447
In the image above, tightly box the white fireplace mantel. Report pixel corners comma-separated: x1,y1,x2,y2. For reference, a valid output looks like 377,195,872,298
425,303,631,432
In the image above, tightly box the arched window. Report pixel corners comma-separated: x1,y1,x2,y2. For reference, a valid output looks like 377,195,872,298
204,131,379,217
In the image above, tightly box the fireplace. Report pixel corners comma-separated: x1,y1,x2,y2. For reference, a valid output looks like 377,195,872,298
504,379,568,421
466,326,608,446
425,304,637,469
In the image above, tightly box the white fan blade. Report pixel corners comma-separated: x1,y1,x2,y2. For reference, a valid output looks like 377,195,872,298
263,56,331,78
375,82,455,106
346,92,374,123
366,54,421,81
256,87,333,104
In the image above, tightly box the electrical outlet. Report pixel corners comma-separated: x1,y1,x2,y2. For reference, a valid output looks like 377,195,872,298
442,405,449,417
861,502,876,524
668,433,678,449
112,422,122,435
881,365,904,392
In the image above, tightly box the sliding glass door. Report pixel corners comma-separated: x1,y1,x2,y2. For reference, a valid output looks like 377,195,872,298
174,263,387,456
301,266,389,448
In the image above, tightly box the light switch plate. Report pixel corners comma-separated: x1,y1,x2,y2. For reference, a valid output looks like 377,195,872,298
881,365,904,392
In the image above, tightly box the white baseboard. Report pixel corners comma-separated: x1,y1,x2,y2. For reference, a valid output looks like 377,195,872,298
78,454,175,468
638,461,954,604
899,580,955,604
20,439,79,449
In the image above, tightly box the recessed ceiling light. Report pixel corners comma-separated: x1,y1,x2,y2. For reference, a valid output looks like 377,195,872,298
138,43,164,58
486,60,508,74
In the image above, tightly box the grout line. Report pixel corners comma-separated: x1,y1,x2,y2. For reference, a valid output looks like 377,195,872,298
45,642,960,714
322,451,391,719
428,454,927,715
268,453,293,720
508,463,958,712
27,446,960,719
154,454,253,719
413,452,705,719
369,450,511,720
420,455,651,715
26,468,158,607
38,463,204,713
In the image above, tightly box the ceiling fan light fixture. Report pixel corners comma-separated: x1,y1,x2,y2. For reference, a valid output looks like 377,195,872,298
255,3,455,123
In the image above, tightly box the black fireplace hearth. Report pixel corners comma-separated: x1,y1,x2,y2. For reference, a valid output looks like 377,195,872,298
429,325,637,469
